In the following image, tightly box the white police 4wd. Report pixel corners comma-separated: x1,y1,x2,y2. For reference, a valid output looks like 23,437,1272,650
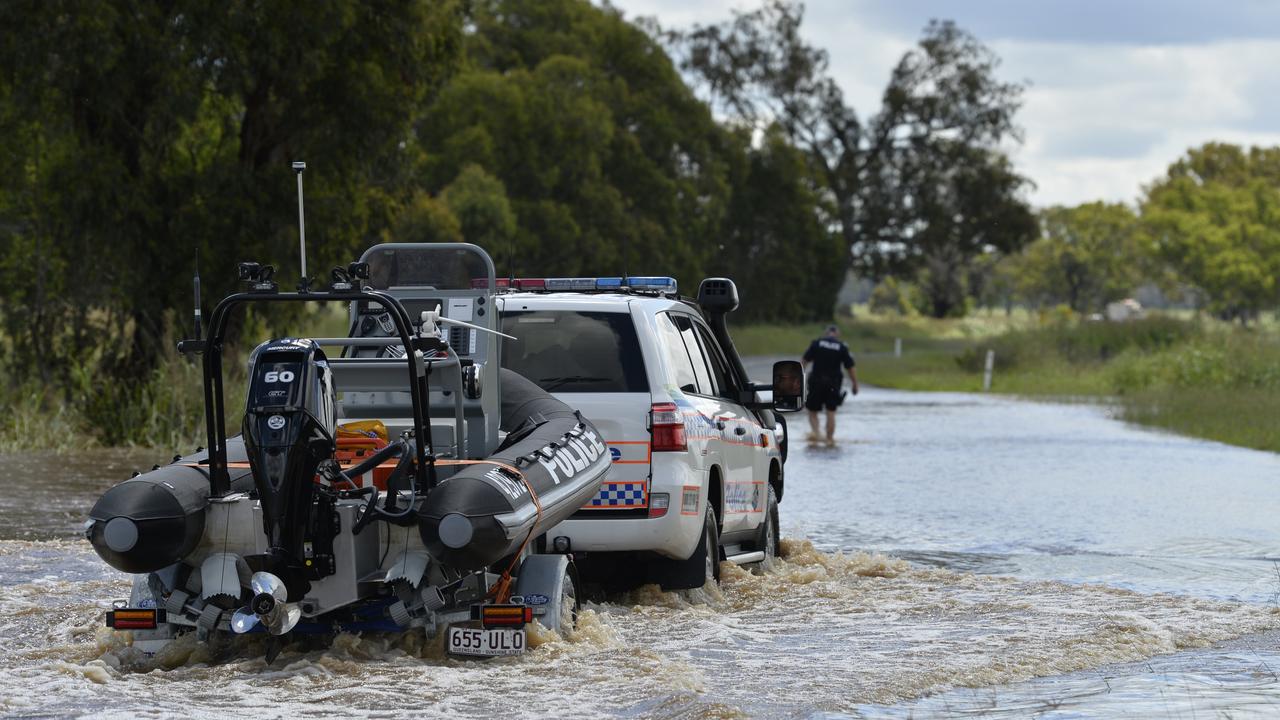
498,277,803,590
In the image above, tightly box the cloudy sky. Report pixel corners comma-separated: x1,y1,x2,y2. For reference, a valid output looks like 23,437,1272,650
609,0,1280,208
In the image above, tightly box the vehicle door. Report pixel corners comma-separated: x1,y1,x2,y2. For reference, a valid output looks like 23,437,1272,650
667,313,745,522
688,319,763,534
655,312,722,478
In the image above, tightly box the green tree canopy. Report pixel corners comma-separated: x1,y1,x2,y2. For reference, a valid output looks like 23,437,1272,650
415,0,733,287
1019,202,1144,314
676,3,1036,317
1142,143,1280,322
441,164,516,251
713,126,845,321
0,0,464,380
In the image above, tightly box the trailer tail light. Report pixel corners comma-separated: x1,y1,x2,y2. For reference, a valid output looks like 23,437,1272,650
650,403,687,452
476,604,533,628
106,609,165,630
648,493,670,518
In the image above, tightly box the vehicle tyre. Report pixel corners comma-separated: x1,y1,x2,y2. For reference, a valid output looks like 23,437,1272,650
753,485,780,571
658,505,721,591
513,554,580,635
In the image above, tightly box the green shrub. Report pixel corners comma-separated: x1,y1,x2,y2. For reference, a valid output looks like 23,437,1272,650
954,316,1202,373
75,355,246,448
868,278,918,316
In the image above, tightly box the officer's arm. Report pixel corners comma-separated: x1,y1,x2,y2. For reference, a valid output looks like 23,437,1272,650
844,348,858,394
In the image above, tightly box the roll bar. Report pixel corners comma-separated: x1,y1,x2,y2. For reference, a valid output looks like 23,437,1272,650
185,288,435,497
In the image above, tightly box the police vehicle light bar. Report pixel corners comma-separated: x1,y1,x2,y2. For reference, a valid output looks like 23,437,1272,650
471,276,677,294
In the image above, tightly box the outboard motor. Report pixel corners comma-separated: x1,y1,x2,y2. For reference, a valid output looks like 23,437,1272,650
242,338,338,600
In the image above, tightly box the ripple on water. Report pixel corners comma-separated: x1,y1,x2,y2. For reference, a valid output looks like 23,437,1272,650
3,538,1279,718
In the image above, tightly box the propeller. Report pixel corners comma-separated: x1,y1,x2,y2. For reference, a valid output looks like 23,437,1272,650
230,571,302,636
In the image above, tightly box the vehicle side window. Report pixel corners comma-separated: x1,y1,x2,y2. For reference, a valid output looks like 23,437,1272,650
672,314,717,396
657,313,700,394
693,323,732,398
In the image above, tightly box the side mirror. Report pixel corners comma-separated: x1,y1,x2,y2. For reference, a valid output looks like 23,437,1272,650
771,360,804,412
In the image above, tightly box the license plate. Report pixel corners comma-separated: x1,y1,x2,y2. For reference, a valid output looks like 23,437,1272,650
446,625,526,657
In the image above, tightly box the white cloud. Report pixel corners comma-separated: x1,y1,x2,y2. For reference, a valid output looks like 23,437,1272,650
608,1,1280,207
1003,39,1280,205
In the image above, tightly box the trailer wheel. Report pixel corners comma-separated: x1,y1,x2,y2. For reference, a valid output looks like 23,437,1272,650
514,554,580,636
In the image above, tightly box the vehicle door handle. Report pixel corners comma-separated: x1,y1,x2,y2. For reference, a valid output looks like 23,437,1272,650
715,420,726,430
734,426,747,436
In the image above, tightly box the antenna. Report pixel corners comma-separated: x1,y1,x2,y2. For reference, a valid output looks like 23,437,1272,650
192,246,202,340
506,234,515,287
292,161,308,291
420,310,518,341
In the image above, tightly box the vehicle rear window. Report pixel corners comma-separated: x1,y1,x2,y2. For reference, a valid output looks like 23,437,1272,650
500,310,649,393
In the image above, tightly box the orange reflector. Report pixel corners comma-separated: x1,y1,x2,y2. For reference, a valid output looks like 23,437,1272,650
477,604,533,628
106,608,165,630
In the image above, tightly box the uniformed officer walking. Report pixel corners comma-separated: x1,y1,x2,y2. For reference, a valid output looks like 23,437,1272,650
801,324,858,446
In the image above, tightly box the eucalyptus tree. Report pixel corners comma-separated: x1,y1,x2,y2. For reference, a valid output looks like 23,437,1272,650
0,0,464,380
675,2,1036,316
1142,143,1280,323
1019,202,1145,314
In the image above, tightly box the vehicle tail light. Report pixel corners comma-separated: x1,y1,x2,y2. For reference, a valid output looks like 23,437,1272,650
648,493,669,518
650,403,687,452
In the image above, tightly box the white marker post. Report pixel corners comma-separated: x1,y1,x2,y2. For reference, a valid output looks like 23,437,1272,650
983,349,995,392
894,337,902,358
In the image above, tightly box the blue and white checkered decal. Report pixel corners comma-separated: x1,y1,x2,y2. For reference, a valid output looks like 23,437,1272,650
589,482,646,507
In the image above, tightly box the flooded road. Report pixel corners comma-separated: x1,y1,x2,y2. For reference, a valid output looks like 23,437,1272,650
3,378,1280,717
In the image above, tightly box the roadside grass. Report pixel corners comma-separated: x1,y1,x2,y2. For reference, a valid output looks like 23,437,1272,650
858,353,1116,397
739,309,1280,455
0,304,344,452
1119,387,1280,453
729,305,1033,358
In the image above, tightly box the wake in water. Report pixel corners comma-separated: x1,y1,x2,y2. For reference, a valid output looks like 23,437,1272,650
2,537,1278,718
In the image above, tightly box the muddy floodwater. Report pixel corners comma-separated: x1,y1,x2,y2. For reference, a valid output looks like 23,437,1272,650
4,375,1280,717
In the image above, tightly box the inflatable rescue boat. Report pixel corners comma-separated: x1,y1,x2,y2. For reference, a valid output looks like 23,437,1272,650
84,239,608,659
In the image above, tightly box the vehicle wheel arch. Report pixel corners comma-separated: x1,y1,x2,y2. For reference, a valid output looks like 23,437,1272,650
707,465,724,535
769,459,783,503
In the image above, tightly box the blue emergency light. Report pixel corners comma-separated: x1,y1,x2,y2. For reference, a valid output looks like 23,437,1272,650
625,276,678,292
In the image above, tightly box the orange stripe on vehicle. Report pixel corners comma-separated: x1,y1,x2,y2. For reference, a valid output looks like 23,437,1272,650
607,440,652,464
